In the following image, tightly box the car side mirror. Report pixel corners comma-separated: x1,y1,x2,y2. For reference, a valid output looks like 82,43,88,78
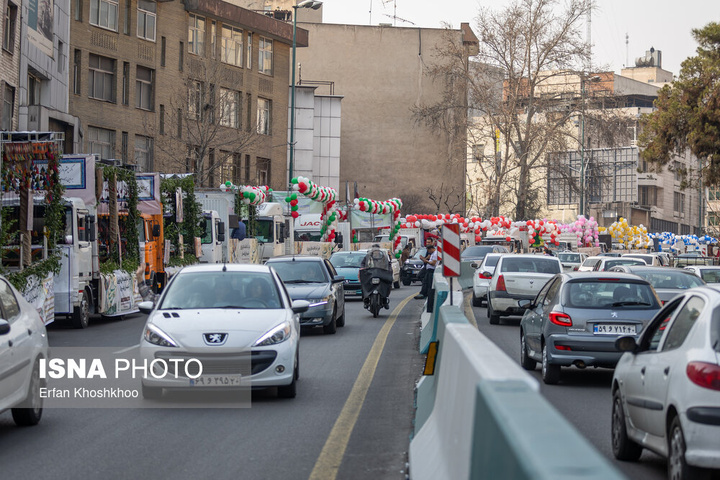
291,299,310,314
332,275,346,283
138,301,154,315
615,336,638,353
517,299,532,309
88,215,97,242
471,261,479,269
0,319,9,335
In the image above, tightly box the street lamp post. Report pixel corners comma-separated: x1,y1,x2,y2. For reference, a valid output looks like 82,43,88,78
289,0,322,188
579,74,600,217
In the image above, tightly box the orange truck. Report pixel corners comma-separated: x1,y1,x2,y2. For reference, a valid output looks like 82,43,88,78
140,211,166,293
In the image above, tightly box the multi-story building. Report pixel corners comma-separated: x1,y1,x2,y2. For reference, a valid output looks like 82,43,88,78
68,0,302,189
0,0,22,131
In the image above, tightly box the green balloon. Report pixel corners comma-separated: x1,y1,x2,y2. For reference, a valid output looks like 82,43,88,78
291,178,298,184
225,181,232,187
285,196,291,203
291,193,297,200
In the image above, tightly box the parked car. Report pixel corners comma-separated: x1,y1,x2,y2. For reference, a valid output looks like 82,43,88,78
598,252,622,257
611,286,720,479
486,254,562,325
622,253,666,266
684,265,720,284
518,272,661,384
608,265,706,304
471,253,506,307
329,251,365,298
674,254,715,268
595,257,646,271
557,251,588,271
461,245,510,263
0,275,48,426
578,256,603,272
401,247,427,286
266,255,346,334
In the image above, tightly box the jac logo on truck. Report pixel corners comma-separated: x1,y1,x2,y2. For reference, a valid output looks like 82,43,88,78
300,221,322,227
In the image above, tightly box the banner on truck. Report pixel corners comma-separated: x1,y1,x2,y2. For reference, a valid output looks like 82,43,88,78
295,242,334,259
22,273,55,325
230,238,261,264
350,209,392,229
98,270,141,316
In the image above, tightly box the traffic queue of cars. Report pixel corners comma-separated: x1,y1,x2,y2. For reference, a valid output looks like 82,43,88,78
473,248,720,479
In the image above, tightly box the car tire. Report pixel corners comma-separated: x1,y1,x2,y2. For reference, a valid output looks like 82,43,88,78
142,384,163,400
323,314,337,334
11,360,43,427
472,291,482,307
402,278,411,286
278,370,297,399
611,390,643,461
487,301,500,325
520,331,537,371
668,416,710,480
541,342,560,384
72,290,90,329
336,306,345,327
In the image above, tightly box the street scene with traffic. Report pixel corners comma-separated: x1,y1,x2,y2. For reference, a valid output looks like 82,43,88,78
1,0,720,479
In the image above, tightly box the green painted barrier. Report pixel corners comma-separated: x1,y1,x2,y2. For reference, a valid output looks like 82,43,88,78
418,271,448,354
458,260,476,289
471,380,627,480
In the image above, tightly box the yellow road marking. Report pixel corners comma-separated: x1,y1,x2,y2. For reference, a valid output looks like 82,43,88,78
464,291,478,329
308,293,416,480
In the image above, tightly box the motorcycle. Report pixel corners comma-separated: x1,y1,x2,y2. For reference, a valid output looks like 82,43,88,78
359,267,393,318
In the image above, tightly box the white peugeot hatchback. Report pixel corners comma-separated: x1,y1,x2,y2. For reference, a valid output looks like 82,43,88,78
611,285,720,479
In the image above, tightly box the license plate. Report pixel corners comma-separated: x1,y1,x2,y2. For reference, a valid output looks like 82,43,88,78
593,324,636,335
372,278,380,284
190,375,242,387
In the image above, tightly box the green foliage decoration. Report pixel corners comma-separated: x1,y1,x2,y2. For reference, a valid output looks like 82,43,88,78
100,165,140,273
160,175,202,260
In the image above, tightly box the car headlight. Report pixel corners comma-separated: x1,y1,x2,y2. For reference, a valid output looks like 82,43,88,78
143,324,178,347
308,295,331,307
255,322,291,346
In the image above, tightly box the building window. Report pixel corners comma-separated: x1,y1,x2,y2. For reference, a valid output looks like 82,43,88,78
160,37,166,66
179,41,184,71
472,144,485,163
134,135,153,171
246,32,252,69
73,50,81,95
674,191,685,213
28,73,41,106
87,126,115,160
638,186,657,207
258,37,273,75
674,160,682,182
136,66,153,110
121,62,129,105
709,212,720,227
221,25,242,67
137,0,156,41
90,0,119,31
210,21,216,58
121,131,128,162
256,98,270,135
188,81,202,120
709,187,720,201
58,41,66,73
176,108,182,137
207,83,215,124
219,88,239,128
218,151,234,184
89,53,116,102
123,0,129,34
75,0,82,21
257,157,270,185
3,2,17,54
159,104,165,134
244,154,250,183
188,13,205,56
246,93,251,132
2,83,14,130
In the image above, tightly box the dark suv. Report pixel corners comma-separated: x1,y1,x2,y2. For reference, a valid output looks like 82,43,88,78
400,247,427,286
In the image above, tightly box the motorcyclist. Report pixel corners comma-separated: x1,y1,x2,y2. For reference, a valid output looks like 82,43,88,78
360,244,393,309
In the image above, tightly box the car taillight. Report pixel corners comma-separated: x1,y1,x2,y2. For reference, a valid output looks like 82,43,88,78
686,362,720,391
496,274,506,292
555,345,572,351
549,312,573,326
573,266,579,271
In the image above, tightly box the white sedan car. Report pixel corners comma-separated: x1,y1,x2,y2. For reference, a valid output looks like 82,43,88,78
684,265,720,284
611,286,720,479
471,253,505,307
0,275,48,426
138,264,309,399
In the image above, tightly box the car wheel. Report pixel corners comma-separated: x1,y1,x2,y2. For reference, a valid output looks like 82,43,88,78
611,390,642,461
278,370,297,399
336,306,345,327
668,416,710,480
541,342,560,385
72,290,90,329
142,384,163,400
11,360,43,427
472,290,482,307
323,313,337,334
520,331,537,371
402,278,411,286
487,301,500,325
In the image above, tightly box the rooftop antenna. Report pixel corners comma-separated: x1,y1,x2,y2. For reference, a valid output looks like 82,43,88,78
383,13,415,26
625,33,629,67
369,0,372,24
382,0,396,26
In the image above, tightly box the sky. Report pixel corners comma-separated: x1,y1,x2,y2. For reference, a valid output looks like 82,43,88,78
320,0,718,77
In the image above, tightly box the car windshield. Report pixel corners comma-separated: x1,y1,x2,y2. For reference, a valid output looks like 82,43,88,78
500,257,560,274
330,253,364,269
461,246,493,259
624,255,651,264
582,258,599,267
563,280,659,309
558,253,580,263
603,259,645,270
159,271,282,310
700,269,720,284
269,260,327,283
412,248,428,259
638,271,705,290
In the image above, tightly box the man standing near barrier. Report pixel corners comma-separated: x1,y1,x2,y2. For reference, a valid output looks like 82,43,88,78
414,244,437,300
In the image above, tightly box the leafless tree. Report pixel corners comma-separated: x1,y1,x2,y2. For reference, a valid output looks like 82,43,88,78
397,192,424,215
426,183,463,214
148,57,260,187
